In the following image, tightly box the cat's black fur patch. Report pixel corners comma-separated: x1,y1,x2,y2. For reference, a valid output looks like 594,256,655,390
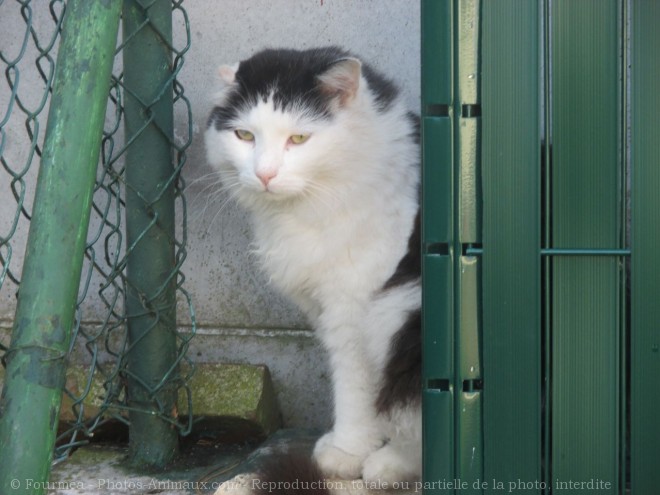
407,111,421,144
208,46,399,131
382,210,421,291
253,450,330,495
376,309,422,414
361,63,399,111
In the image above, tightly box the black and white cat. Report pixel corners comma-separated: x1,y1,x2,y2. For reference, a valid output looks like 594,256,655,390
205,47,421,484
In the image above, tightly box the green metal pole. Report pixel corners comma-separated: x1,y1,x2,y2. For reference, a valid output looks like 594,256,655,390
122,0,179,468
0,1,121,493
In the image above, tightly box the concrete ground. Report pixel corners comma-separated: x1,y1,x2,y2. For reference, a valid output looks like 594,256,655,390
48,430,413,495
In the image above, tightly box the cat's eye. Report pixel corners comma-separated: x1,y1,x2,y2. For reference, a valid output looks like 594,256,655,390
289,134,310,145
235,129,255,141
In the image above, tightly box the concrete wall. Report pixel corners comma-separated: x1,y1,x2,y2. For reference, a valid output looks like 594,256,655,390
0,0,420,430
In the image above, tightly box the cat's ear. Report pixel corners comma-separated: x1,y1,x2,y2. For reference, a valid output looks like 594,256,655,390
317,57,362,106
217,62,239,85
213,63,239,105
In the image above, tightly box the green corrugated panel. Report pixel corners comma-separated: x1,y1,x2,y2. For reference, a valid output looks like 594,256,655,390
550,258,620,492
630,0,660,492
481,0,541,489
421,0,454,488
550,1,622,492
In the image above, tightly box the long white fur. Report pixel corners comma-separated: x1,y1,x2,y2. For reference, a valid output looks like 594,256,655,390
205,59,421,482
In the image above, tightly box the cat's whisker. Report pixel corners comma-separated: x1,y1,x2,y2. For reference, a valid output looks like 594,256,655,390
204,191,241,235
187,178,228,206
190,176,243,231
189,185,230,225
304,180,343,211
302,191,335,218
300,188,327,217
186,171,235,205
186,170,224,186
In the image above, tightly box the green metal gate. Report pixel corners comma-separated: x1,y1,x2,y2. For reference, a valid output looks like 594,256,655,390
422,1,660,493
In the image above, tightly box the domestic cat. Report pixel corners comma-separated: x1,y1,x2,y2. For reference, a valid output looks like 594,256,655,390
205,46,421,484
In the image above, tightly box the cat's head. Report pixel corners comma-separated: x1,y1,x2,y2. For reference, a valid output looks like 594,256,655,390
205,47,399,208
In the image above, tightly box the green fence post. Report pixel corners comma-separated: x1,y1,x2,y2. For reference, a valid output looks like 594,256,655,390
122,0,180,468
0,0,121,492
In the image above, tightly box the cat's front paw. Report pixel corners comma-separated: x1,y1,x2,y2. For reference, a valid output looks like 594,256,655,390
362,444,421,485
312,432,365,480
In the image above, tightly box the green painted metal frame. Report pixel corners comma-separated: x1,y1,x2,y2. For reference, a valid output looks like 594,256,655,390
122,0,180,469
0,0,121,492
422,1,660,493
422,1,483,491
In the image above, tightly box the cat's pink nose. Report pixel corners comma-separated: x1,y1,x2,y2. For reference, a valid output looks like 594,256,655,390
256,169,277,187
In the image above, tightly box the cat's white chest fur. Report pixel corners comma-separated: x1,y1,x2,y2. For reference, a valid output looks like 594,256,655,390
251,194,416,321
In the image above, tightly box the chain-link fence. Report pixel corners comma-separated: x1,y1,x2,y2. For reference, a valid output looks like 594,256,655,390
0,0,196,479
